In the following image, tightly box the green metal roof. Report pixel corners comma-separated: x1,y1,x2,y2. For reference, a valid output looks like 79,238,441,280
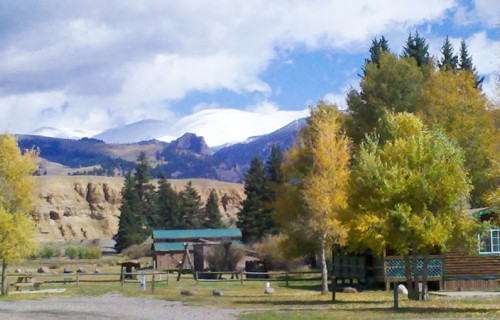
152,228,242,240
154,242,193,252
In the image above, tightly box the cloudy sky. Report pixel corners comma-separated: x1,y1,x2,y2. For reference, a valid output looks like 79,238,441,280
0,0,498,146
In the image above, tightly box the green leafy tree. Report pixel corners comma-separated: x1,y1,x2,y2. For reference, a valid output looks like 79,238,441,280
402,31,431,68
179,181,203,229
348,112,476,300
237,157,266,243
204,189,224,229
438,36,458,71
275,102,351,295
0,134,38,295
458,39,484,88
156,175,182,229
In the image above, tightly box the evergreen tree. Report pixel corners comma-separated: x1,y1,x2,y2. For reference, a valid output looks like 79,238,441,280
156,175,182,229
179,181,203,229
133,151,156,227
438,36,458,71
367,36,390,67
114,173,145,252
261,145,283,236
237,157,266,243
402,31,431,67
458,39,484,88
204,189,224,229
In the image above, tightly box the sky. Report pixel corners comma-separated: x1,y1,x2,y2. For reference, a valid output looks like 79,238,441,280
0,0,498,146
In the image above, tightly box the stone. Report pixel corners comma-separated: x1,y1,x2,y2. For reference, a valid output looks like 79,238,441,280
37,266,50,273
212,289,224,297
94,269,100,274
63,268,73,274
397,284,408,295
180,290,195,296
264,287,275,294
343,287,358,293
14,268,22,273
77,268,87,273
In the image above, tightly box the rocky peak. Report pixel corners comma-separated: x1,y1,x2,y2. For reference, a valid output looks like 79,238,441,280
166,133,212,156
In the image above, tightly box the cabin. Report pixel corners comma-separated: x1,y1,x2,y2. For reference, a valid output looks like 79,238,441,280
152,228,242,271
332,208,500,290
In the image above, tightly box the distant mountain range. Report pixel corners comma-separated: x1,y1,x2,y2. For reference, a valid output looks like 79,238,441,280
18,118,306,183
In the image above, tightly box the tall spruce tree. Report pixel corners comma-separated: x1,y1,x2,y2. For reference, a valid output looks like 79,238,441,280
458,39,484,88
156,175,182,229
133,152,156,227
439,36,458,71
237,157,266,243
402,31,431,68
204,189,224,229
367,36,390,67
114,173,145,252
179,181,203,229
261,145,283,236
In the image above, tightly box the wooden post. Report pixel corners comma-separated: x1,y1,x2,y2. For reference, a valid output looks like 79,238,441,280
177,246,189,281
151,273,155,294
240,272,243,285
331,276,336,302
195,271,199,285
393,281,399,309
285,272,289,287
166,271,169,285
76,273,79,287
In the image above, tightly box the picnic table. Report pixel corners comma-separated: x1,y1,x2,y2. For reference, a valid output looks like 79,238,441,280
9,275,44,291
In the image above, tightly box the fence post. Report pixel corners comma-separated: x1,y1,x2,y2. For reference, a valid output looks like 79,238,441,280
166,271,169,285
195,272,199,285
240,272,243,285
120,269,124,287
285,273,289,287
393,281,399,309
76,273,79,287
151,273,155,294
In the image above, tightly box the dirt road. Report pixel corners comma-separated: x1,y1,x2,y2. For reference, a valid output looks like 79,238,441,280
0,293,241,320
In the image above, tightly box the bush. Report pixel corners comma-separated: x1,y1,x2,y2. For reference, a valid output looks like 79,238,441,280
88,246,102,259
78,247,91,259
205,245,244,271
65,246,79,259
40,246,56,259
253,234,305,271
122,243,152,259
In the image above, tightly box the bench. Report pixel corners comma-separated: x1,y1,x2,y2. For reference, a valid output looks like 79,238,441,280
10,281,43,291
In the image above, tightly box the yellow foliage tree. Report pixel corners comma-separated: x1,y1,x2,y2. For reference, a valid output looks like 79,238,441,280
0,134,38,295
275,102,351,295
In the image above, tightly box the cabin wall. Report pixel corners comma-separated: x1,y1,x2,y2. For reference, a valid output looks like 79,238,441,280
154,252,191,270
443,251,500,290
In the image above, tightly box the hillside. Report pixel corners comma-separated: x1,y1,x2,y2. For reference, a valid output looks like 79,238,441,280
33,176,245,242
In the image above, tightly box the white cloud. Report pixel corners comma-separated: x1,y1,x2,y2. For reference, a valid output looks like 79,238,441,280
453,0,500,27
0,0,459,135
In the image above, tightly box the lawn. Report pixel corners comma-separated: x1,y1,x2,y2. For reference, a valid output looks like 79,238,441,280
2,259,499,320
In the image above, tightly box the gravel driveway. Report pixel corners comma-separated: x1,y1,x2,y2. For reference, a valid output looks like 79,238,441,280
0,294,241,320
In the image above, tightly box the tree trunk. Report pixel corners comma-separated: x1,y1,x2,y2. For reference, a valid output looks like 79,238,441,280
404,254,414,298
411,248,420,300
422,255,429,301
320,234,329,295
1,259,7,296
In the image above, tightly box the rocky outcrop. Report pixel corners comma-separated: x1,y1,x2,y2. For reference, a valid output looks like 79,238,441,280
33,176,244,242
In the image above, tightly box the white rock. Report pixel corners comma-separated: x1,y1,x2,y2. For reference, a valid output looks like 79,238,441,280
398,284,408,295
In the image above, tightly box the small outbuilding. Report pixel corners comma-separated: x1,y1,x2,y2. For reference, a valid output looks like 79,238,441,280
152,228,242,271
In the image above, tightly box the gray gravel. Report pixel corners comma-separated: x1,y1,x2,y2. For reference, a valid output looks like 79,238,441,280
0,293,241,320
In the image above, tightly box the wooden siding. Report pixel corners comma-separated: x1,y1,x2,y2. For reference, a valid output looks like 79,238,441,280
444,251,500,278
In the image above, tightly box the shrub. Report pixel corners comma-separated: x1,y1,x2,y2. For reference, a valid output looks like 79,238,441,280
122,243,152,259
40,246,56,259
205,245,244,271
78,247,91,259
88,246,102,259
253,234,305,271
65,246,79,259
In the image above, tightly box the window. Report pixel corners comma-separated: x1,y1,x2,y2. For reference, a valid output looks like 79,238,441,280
478,229,500,254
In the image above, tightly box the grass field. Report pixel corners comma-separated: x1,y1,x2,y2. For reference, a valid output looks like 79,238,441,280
2,259,499,320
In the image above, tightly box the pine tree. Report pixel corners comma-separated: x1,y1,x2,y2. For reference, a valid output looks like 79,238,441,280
261,145,283,236
156,175,182,229
114,173,145,252
367,36,390,67
402,31,431,67
237,157,266,243
439,36,458,71
204,189,224,229
458,39,484,88
179,181,203,229
133,151,156,227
